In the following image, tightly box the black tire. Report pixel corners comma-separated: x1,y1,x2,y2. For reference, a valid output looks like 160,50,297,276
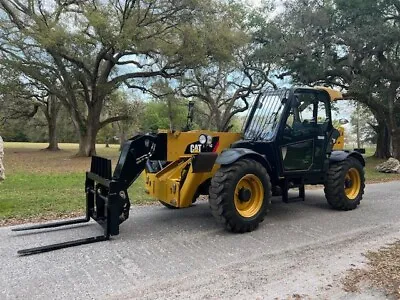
272,185,282,197
324,157,365,210
158,200,179,209
209,159,271,233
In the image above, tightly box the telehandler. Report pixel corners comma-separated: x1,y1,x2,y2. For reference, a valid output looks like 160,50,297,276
13,87,365,255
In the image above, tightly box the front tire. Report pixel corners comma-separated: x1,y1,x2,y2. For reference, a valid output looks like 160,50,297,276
324,157,365,210
209,159,271,233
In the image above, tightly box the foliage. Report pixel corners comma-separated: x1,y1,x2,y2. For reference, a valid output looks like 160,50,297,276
350,103,377,146
0,0,251,156
175,2,279,131
140,99,188,132
262,0,400,158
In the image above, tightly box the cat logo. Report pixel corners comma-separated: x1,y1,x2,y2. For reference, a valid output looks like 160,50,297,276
190,144,202,153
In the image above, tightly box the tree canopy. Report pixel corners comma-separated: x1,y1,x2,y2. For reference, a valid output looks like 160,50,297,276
0,0,254,155
256,0,400,158
1,0,398,158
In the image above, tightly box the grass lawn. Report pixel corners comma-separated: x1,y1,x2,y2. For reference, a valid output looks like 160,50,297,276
0,142,153,225
0,143,399,225
364,156,400,182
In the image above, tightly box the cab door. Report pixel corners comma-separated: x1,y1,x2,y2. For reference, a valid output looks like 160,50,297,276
279,89,331,173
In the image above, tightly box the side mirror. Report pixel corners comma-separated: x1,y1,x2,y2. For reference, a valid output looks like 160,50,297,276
339,118,349,125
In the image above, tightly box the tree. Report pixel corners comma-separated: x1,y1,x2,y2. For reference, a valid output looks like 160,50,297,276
41,95,62,150
256,0,400,158
140,99,188,132
177,3,278,132
149,80,190,131
350,103,376,147
101,89,143,148
0,0,244,156
0,66,62,150
179,63,274,131
349,102,391,158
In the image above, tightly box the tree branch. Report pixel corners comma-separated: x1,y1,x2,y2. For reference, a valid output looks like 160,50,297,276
99,115,131,129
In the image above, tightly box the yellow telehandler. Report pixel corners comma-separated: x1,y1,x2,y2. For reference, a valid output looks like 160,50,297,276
14,86,365,255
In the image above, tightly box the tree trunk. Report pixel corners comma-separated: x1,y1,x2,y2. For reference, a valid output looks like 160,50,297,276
68,94,105,157
369,107,391,159
391,129,400,159
116,122,127,151
46,118,59,151
77,127,98,157
74,107,101,157
43,95,60,151
119,132,127,151
167,99,174,131
386,84,400,159
214,108,224,131
374,122,391,159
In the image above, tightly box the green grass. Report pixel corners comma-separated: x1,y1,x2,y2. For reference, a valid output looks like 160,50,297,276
0,143,399,224
0,173,150,220
364,156,400,182
0,143,154,224
0,173,85,219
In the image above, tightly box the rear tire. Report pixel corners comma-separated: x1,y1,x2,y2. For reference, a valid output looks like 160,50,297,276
209,159,271,233
324,157,365,210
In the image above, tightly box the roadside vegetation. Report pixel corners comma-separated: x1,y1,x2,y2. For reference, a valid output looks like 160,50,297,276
1,143,398,226
364,157,400,183
0,143,151,225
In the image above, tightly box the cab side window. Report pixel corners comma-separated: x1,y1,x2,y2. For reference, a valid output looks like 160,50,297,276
283,92,330,138
315,93,330,131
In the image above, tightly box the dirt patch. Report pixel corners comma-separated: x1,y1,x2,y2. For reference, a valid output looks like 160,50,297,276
343,240,400,298
3,144,120,174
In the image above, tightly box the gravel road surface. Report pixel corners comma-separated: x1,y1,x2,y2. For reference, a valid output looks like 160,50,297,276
1,181,400,299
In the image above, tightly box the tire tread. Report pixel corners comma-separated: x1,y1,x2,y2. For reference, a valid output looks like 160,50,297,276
209,159,271,233
324,157,365,210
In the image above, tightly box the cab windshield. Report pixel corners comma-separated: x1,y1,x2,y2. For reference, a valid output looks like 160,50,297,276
243,89,289,140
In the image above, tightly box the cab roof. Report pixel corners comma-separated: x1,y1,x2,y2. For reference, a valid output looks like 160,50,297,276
314,87,343,101
294,86,343,101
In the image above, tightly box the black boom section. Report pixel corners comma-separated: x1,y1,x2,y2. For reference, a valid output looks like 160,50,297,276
113,134,157,189
13,134,159,255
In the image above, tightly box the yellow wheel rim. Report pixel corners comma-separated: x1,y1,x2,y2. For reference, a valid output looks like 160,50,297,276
344,168,361,200
234,174,264,218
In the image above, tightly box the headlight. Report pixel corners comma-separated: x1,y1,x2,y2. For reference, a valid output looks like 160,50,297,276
199,134,207,145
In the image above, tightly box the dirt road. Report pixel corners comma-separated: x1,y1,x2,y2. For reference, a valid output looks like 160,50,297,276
1,181,399,299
